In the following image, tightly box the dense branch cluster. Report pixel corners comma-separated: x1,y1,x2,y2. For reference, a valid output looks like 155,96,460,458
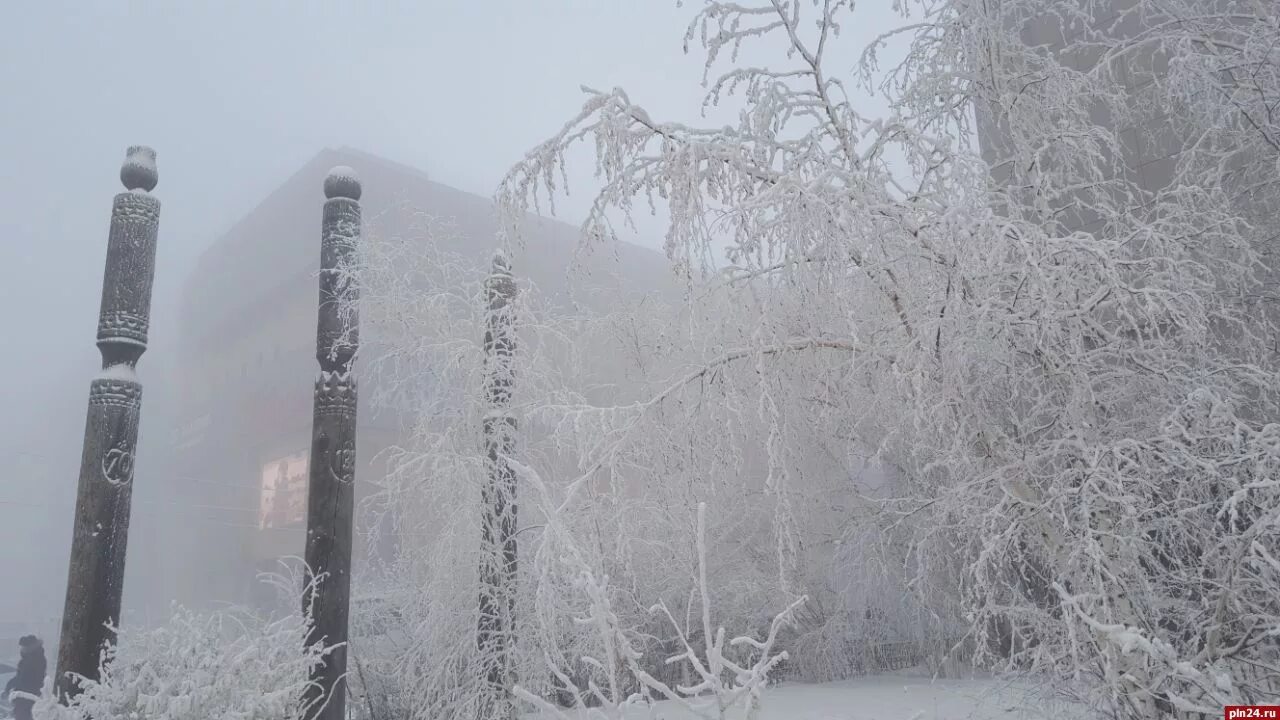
489,1,1280,717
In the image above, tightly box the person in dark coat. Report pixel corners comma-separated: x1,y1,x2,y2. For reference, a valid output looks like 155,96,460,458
3,636,46,720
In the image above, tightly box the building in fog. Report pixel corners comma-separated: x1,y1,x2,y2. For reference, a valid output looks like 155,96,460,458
161,147,671,610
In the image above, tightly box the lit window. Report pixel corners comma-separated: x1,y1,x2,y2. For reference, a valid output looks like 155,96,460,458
259,452,308,529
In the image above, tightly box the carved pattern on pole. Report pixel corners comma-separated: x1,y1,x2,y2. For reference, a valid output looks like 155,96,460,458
315,371,358,417
100,447,136,487
303,166,362,720
56,146,160,701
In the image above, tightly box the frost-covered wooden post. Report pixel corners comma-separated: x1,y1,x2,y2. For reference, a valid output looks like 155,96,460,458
55,146,160,700
302,166,361,720
477,250,519,720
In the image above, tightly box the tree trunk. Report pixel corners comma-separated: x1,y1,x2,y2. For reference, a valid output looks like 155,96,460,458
477,251,518,720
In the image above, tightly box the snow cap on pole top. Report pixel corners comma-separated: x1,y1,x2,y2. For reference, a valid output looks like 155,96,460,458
324,165,362,201
120,146,158,192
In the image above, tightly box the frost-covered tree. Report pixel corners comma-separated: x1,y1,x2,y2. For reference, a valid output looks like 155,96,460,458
342,214,608,719
348,200,847,716
476,250,520,720
497,0,1280,717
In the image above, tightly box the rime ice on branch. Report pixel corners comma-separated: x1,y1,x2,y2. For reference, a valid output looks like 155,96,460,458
56,146,161,700
302,165,362,720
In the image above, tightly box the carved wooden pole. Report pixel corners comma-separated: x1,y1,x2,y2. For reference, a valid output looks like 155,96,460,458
302,167,361,720
477,250,519,720
56,146,160,700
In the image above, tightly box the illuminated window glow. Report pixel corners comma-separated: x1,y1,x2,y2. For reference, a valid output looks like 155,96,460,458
259,452,308,529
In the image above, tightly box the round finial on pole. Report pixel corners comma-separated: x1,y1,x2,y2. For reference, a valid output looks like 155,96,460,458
120,146,158,192
324,166,362,201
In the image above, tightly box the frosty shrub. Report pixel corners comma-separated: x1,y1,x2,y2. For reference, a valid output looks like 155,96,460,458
512,459,801,720
33,604,332,720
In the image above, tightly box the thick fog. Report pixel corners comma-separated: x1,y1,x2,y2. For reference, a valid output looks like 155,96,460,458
0,2,899,643
6,3,1279,719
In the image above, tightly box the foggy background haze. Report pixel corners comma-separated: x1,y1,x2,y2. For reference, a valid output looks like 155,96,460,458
0,0,897,640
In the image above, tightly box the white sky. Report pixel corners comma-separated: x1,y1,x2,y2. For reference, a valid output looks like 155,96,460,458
0,0,902,370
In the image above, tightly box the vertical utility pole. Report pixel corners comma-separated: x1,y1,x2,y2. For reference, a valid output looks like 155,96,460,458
56,146,161,700
303,166,362,720
477,250,519,720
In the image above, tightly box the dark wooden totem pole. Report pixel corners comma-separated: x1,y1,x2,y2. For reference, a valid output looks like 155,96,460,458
477,250,519,720
302,166,362,720
56,146,161,699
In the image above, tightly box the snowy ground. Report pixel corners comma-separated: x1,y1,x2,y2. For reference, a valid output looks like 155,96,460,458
531,672,1096,720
